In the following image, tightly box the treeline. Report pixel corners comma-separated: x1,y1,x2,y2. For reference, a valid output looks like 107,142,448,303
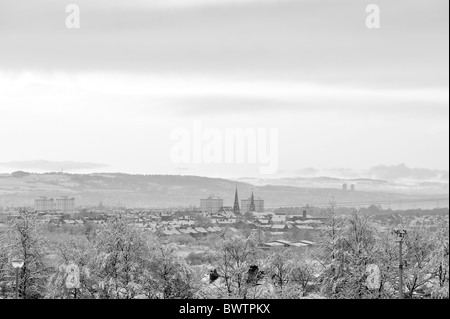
0,209,448,299
357,206,449,217
274,206,450,218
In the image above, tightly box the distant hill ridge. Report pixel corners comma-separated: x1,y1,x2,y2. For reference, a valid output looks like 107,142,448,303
0,172,446,209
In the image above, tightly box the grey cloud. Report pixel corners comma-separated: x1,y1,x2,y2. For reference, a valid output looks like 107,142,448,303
294,168,366,180
294,168,320,176
367,164,449,182
0,0,448,89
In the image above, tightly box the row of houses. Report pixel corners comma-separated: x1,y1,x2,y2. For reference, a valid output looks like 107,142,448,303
25,204,329,238
160,226,223,237
260,239,316,250
253,217,325,229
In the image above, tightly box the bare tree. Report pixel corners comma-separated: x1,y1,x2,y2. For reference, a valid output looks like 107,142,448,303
403,226,438,299
266,249,293,293
290,253,318,297
213,233,259,298
143,243,195,299
430,217,449,298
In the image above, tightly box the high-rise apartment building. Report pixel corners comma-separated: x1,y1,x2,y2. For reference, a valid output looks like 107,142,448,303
200,195,223,213
241,192,264,213
55,197,75,214
35,197,55,211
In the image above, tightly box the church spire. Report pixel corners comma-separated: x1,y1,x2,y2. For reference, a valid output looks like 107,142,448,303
233,187,240,215
250,190,256,212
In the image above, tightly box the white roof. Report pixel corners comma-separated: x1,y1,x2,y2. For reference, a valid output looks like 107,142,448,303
275,240,292,245
296,225,314,230
303,220,323,224
299,240,315,245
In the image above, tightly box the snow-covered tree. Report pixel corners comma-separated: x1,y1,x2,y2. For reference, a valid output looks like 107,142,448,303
317,210,378,299
208,232,263,298
89,217,150,299
142,243,196,299
2,211,50,299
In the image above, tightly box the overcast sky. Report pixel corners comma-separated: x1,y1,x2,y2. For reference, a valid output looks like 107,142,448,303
0,0,448,178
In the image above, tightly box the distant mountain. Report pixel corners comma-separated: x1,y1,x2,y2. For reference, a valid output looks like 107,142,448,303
294,164,449,183
236,176,448,196
0,172,447,209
